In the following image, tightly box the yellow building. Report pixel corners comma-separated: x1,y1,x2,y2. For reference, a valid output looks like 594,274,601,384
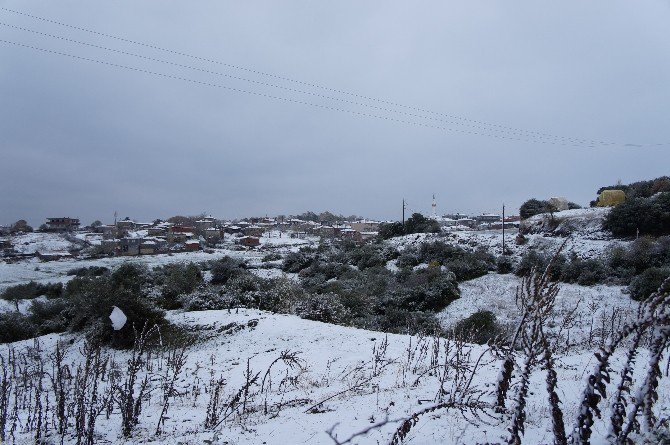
596,189,626,207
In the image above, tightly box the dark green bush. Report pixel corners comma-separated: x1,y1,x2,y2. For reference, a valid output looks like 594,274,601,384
281,252,313,273
67,266,109,277
65,264,166,349
378,213,440,239
378,221,405,239
392,268,460,312
295,293,350,324
516,250,550,277
0,312,35,343
604,193,670,238
262,253,282,262
520,199,553,220
158,263,203,309
346,244,388,270
396,251,420,269
211,257,248,284
628,267,670,301
181,288,228,311
606,237,670,282
596,176,670,201
364,309,442,335
574,261,608,286
300,260,349,282
1,281,63,303
445,258,490,282
29,298,71,335
453,310,502,344
496,256,514,274
559,254,607,286
404,213,441,235
400,241,494,282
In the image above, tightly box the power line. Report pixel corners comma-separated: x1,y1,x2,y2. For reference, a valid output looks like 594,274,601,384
0,6,644,147
0,21,584,145
2,37,665,149
1,38,588,145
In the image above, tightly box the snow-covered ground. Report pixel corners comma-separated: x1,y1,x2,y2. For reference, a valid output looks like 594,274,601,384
1,222,666,444
521,207,611,239
8,232,77,254
0,250,256,291
438,273,637,347
0,231,313,293
2,308,666,444
388,225,628,261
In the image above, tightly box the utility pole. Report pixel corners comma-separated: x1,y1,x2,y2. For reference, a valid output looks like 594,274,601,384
402,199,406,233
502,203,505,255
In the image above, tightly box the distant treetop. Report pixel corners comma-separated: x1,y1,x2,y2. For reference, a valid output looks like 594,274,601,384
292,211,361,223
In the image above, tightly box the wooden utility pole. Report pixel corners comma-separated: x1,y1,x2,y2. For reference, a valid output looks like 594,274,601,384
502,203,506,255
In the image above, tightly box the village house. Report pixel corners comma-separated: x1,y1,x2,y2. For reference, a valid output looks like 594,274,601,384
169,225,196,243
475,214,502,229
238,236,260,248
456,218,477,229
205,227,223,242
184,239,201,251
349,220,380,233
148,222,172,237
444,213,470,220
119,237,142,256
223,224,243,235
340,228,362,242
476,214,502,224
37,251,73,261
436,217,459,228
100,225,117,239
195,216,216,234
45,217,80,232
100,239,118,255
287,218,307,231
243,225,265,237
318,225,339,238
116,219,136,231
139,240,157,255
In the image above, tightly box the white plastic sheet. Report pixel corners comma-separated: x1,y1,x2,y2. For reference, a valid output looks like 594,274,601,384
109,306,127,330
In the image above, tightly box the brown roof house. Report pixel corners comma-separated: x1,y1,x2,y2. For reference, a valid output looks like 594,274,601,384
184,239,201,251
238,236,260,248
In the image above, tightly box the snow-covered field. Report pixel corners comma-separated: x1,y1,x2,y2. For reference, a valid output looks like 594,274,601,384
0,231,316,292
8,232,77,254
0,250,255,291
2,308,667,444
438,273,637,347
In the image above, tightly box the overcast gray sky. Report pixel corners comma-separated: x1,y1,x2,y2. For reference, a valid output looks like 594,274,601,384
1,0,669,226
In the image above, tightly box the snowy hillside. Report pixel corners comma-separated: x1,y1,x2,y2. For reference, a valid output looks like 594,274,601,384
2,306,667,444
9,232,78,254
520,207,611,239
438,273,636,347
